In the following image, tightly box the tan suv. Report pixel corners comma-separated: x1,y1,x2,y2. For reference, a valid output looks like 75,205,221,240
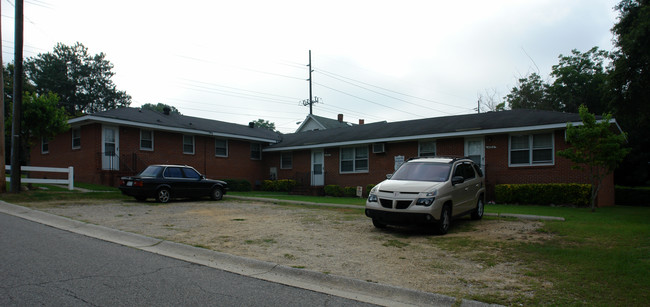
365,157,485,234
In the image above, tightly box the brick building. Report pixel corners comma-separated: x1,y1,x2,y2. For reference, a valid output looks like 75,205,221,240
30,107,624,206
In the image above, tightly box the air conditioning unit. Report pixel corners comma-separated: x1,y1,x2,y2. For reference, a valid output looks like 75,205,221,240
372,143,385,153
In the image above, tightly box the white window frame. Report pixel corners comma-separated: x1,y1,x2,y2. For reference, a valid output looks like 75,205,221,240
41,137,49,154
508,132,555,166
215,138,228,157
340,146,369,173
71,127,81,149
183,135,195,155
140,129,154,151
418,140,437,157
280,152,293,169
250,143,262,160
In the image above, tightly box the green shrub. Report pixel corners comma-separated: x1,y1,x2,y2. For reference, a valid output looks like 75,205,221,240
324,185,343,197
343,186,357,197
224,179,252,192
261,179,297,192
495,183,590,207
365,184,376,197
615,186,650,206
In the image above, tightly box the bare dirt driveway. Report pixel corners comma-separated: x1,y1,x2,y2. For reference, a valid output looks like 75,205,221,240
32,196,553,305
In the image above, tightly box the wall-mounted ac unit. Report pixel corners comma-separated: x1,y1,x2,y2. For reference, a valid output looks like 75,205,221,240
372,143,385,153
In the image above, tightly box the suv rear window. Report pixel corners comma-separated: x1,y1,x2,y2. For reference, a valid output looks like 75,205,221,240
391,162,451,182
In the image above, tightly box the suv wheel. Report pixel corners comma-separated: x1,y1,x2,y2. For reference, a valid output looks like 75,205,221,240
372,218,387,229
434,205,451,235
471,198,484,220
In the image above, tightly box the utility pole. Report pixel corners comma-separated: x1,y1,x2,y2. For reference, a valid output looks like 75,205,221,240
300,50,321,114
0,3,5,193
10,0,24,193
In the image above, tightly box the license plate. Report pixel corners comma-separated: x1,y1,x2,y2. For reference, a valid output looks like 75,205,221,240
126,181,133,186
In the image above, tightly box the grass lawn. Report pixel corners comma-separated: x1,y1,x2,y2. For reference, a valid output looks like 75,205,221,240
1,187,648,305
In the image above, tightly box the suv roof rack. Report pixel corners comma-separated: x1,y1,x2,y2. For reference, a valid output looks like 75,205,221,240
407,156,471,163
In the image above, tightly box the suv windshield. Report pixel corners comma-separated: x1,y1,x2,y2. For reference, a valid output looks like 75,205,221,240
391,162,451,182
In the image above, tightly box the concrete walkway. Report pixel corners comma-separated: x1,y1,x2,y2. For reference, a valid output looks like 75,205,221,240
227,195,566,221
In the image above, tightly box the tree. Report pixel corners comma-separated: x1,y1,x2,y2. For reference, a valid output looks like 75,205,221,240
477,88,506,112
504,73,559,111
609,0,650,186
24,42,131,115
252,119,276,131
6,92,69,164
557,105,629,212
141,103,181,115
549,47,611,114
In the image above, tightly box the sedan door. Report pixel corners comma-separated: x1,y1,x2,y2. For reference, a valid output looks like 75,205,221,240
163,167,188,197
181,167,211,196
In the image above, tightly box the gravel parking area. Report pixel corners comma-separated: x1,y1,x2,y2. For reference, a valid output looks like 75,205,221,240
36,197,552,304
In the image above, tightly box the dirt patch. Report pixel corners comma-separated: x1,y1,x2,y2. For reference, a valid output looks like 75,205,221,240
38,198,553,304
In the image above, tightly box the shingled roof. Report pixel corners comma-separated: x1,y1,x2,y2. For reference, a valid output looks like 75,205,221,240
68,107,282,143
266,109,607,151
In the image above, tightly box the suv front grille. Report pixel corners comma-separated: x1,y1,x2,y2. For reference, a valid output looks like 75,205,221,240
395,200,412,209
379,198,393,208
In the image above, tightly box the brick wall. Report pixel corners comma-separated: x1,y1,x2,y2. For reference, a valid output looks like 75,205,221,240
30,124,268,187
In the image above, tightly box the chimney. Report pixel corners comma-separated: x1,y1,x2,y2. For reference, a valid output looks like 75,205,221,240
337,114,343,122
163,107,171,115
249,122,255,128
359,119,365,125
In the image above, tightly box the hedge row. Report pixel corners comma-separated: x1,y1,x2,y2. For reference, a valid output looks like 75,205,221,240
324,184,375,198
615,186,650,206
223,179,252,192
261,179,297,192
495,183,591,207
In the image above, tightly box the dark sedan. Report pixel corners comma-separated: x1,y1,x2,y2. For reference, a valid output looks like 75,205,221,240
119,165,227,203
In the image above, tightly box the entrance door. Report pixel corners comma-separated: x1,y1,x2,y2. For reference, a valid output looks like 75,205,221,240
102,126,119,170
311,149,324,186
465,137,484,173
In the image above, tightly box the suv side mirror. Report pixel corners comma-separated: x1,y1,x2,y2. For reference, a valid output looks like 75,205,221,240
451,176,465,185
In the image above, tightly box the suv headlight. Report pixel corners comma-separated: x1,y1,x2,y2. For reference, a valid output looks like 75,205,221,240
415,197,435,206
367,193,378,203
416,190,437,207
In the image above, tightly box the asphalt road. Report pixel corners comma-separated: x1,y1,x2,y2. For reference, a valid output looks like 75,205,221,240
0,212,378,306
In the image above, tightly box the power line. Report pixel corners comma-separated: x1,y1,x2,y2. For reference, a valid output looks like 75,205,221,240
314,81,425,118
315,68,473,111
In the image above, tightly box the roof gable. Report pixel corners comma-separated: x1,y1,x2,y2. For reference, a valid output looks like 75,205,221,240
295,114,354,132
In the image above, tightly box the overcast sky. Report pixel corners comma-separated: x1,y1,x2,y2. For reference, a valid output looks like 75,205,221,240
2,0,619,133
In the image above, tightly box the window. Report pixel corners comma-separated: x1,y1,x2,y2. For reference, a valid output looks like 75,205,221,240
419,141,436,157
281,152,292,169
183,135,194,154
250,143,261,160
41,138,49,154
164,167,183,178
509,133,554,166
182,167,201,179
140,130,153,151
215,139,228,157
71,128,81,149
453,163,476,180
340,146,369,173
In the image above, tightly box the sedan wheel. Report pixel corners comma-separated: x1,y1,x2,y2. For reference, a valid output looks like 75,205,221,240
210,187,223,201
156,188,171,203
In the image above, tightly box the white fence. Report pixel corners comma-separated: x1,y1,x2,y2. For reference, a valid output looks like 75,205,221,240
5,165,74,191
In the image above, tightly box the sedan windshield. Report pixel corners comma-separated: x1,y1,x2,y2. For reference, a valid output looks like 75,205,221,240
139,166,163,177
391,162,451,182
